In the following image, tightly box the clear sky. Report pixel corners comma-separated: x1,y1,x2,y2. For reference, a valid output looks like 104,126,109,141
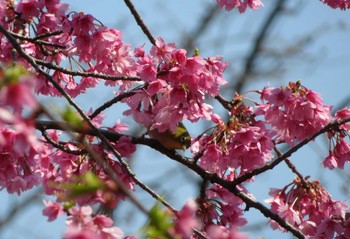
1,1,349,239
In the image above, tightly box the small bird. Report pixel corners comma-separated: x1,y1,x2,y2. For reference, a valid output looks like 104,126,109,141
148,123,191,150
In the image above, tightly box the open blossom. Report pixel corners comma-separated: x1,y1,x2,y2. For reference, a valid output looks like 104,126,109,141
323,138,350,170
216,0,263,13
195,99,274,176
197,180,248,230
257,81,332,146
0,123,42,195
124,37,228,132
42,200,64,222
205,225,249,239
266,177,348,237
320,0,350,9
173,199,199,238
42,136,135,208
323,107,350,170
0,67,38,115
1,1,138,97
65,206,124,239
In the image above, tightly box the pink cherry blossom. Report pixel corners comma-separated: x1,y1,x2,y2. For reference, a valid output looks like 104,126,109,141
0,116,43,195
196,100,274,176
216,0,263,13
0,74,37,114
205,224,249,239
198,182,248,229
174,199,199,238
65,206,124,239
15,0,43,21
125,37,228,132
42,200,64,222
150,37,176,64
266,177,348,237
320,0,350,9
257,82,332,145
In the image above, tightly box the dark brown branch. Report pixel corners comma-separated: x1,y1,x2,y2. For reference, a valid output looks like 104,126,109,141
232,118,350,186
36,116,350,238
39,127,86,155
89,91,137,119
36,120,178,214
10,31,67,48
274,146,309,188
33,30,63,40
0,23,158,220
34,119,303,237
215,94,234,111
34,58,142,82
123,0,156,45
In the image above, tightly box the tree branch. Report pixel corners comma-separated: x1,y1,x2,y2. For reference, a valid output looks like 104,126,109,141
34,58,141,82
232,117,350,186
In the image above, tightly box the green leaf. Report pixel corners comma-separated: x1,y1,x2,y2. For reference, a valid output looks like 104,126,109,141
63,201,76,211
142,203,173,239
59,172,103,199
0,65,28,88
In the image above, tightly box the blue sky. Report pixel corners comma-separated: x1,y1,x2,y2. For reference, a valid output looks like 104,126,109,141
1,1,350,238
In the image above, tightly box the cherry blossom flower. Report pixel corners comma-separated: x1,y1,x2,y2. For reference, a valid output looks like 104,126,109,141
320,0,350,9
42,200,64,222
205,224,249,239
65,206,124,239
266,177,348,237
257,81,332,145
173,199,199,238
216,0,263,13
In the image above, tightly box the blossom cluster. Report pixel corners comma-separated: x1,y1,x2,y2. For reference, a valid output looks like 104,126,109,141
320,0,350,9
323,107,350,169
0,66,41,195
200,180,248,229
192,95,275,177
215,0,350,12
124,37,228,132
0,0,137,97
0,0,350,239
266,177,350,238
257,81,332,146
63,205,124,239
47,203,125,239
216,0,264,13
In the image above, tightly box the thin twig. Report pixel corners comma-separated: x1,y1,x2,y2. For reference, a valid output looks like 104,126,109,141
36,120,178,214
39,127,86,155
37,119,339,239
34,58,141,81
89,91,137,119
0,23,161,223
274,146,309,188
10,31,67,48
232,118,350,186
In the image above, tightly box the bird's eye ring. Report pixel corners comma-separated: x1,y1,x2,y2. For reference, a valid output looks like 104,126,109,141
180,136,186,143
